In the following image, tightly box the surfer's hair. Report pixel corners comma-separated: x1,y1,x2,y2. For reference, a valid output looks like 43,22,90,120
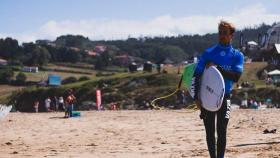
218,20,235,35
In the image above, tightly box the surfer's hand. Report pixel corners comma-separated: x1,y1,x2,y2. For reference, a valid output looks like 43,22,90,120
206,62,215,69
195,99,202,110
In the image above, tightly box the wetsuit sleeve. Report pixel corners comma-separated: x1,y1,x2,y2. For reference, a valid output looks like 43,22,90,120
192,52,208,100
217,52,244,82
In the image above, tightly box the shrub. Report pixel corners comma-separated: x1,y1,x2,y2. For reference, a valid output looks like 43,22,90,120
79,76,90,81
0,69,14,84
62,76,77,84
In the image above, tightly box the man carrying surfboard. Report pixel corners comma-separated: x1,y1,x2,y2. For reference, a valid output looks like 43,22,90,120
193,20,244,158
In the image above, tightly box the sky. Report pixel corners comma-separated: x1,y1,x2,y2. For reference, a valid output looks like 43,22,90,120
0,0,279,43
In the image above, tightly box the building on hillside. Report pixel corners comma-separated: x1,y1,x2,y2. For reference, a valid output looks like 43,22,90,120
94,45,107,53
128,62,137,73
114,55,135,67
86,50,98,56
143,61,153,72
0,58,8,65
22,67,39,73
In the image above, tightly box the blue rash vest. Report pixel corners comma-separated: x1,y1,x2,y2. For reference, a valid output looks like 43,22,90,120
194,43,244,95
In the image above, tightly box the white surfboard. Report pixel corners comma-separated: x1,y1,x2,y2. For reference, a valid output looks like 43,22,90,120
199,66,225,112
0,105,12,120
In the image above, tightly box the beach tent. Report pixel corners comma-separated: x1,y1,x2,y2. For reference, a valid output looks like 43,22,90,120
268,69,280,75
247,41,258,46
129,62,137,72
48,74,61,86
268,69,280,84
143,61,152,72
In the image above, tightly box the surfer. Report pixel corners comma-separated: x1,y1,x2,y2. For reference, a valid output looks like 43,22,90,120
193,20,244,158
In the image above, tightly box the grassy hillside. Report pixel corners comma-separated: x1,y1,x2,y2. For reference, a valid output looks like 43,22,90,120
7,70,183,111
237,62,269,89
239,62,267,81
2,62,280,111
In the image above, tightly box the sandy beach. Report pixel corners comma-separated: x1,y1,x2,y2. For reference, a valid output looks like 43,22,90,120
0,109,279,158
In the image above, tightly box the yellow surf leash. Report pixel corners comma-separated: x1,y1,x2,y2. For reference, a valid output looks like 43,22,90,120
150,88,179,110
150,74,198,112
150,75,183,110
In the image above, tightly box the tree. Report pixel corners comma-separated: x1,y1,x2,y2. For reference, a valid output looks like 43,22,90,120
94,50,113,70
32,47,51,66
64,49,82,63
23,45,51,66
94,56,105,70
0,37,21,60
55,35,91,48
0,69,14,84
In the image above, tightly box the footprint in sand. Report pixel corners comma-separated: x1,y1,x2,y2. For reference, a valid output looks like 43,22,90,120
5,142,12,145
70,129,78,132
87,143,98,146
11,151,18,154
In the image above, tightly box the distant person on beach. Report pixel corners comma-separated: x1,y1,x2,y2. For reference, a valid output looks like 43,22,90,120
64,89,76,118
58,96,64,111
193,20,244,158
45,97,51,112
33,100,39,113
53,96,59,111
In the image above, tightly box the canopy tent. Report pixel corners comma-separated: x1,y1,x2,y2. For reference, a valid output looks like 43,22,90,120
268,69,280,75
48,74,61,86
247,41,258,46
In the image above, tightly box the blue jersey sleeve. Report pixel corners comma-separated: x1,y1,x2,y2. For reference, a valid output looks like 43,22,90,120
232,51,244,73
192,50,209,100
194,51,208,75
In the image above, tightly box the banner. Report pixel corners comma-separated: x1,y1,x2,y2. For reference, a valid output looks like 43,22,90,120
96,89,101,110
